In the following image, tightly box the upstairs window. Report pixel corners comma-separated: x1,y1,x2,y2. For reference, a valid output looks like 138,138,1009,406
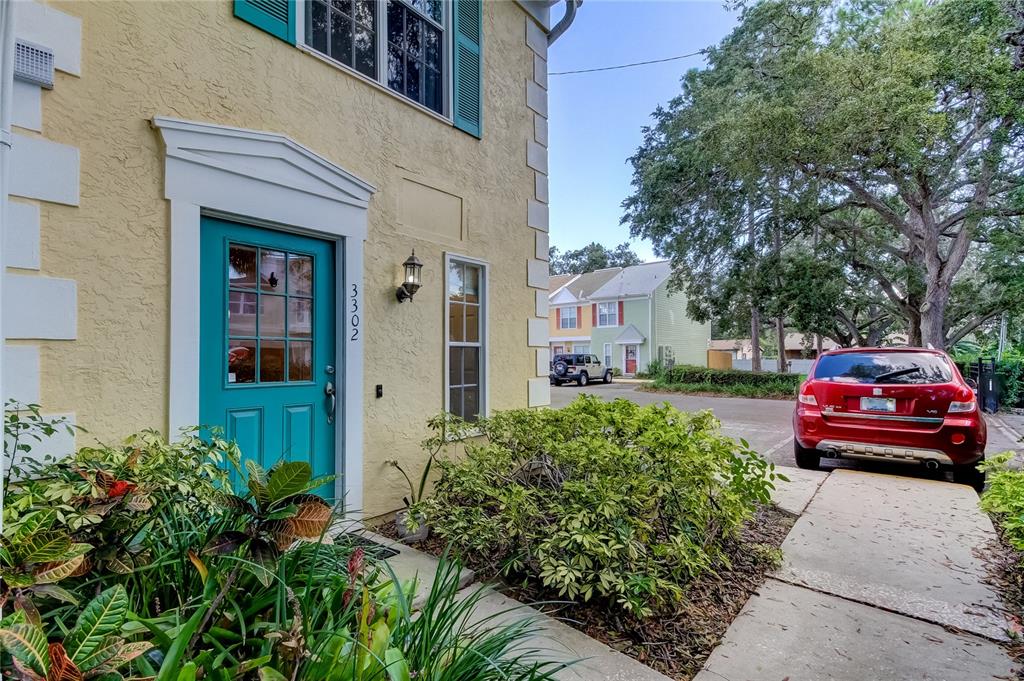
559,306,577,329
597,302,618,327
305,0,445,114
235,0,482,136
306,1,377,78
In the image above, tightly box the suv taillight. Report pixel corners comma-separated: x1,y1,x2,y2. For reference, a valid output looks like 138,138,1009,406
798,384,817,406
949,399,976,413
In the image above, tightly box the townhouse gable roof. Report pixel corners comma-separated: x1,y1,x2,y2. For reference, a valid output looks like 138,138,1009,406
548,273,577,295
589,261,672,300
549,267,622,304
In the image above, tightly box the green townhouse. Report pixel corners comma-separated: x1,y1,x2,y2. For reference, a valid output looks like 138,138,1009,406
587,261,711,376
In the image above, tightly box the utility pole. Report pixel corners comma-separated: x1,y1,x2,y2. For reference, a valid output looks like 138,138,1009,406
998,312,1008,361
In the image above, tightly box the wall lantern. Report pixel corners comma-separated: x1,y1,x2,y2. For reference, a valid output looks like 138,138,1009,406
396,250,423,303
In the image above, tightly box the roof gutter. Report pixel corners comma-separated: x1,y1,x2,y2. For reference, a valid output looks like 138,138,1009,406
517,0,581,45
545,0,580,45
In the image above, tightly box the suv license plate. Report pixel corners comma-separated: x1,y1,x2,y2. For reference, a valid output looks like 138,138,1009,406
860,397,896,412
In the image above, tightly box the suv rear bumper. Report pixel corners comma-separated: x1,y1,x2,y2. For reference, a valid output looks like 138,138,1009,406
814,439,956,466
794,407,985,467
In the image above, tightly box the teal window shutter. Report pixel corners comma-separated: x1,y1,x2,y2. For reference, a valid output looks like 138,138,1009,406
453,0,483,138
234,0,296,45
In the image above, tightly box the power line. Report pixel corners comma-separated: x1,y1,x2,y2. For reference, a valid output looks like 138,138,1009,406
548,49,708,76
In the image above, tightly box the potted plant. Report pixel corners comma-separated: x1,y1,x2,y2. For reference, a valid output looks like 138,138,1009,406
386,413,468,542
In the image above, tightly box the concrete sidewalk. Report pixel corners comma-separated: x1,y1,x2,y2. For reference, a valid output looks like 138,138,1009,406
695,470,1019,681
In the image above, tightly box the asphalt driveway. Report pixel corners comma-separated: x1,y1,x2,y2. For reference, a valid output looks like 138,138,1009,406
550,382,1024,474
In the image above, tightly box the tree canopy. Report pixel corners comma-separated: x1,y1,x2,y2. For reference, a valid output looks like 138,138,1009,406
623,0,1024,350
549,241,642,275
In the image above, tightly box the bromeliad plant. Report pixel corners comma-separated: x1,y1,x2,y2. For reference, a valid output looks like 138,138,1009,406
203,461,335,585
385,413,472,508
384,413,472,540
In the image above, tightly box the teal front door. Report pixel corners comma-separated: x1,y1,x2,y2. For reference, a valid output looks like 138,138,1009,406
199,217,337,497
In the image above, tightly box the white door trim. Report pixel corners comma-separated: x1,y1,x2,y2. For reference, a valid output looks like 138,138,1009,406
153,116,377,518
623,343,638,376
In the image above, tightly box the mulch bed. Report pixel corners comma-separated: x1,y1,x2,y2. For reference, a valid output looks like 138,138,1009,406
980,523,1024,676
376,504,794,680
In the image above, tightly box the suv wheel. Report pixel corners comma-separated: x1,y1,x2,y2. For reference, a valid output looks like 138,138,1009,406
603,370,612,384
794,442,821,470
577,373,589,387
953,463,986,494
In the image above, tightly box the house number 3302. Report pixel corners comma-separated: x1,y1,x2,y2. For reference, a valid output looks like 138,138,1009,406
350,284,360,341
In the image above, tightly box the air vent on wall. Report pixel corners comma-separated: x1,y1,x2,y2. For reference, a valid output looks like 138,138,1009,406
14,39,54,89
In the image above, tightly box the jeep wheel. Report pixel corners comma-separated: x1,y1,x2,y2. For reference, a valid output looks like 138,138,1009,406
794,441,821,470
577,373,589,387
603,371,612,384
953,463,986,494
553,360,568,378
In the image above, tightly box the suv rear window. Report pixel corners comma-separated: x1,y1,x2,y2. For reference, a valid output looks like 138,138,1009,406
813,352,953,385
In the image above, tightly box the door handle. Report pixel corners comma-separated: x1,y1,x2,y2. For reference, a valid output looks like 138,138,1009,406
325,381,336,425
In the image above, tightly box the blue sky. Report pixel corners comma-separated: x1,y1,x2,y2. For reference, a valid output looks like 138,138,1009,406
547,1,739,261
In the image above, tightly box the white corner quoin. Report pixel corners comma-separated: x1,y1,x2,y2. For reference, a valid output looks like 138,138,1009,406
152,116,376,516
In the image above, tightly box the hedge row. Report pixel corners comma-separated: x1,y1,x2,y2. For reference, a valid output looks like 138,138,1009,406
662,364,804,390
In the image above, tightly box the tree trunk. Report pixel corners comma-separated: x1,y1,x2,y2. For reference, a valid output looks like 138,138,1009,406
776,316,788,374
771,193,786,373
920,288,948,350
747,193,762,372
750,310,762,372
815,333,823,355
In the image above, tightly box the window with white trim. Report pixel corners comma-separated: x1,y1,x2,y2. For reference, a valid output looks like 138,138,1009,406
597,302,618,327
603,343,612,367
447,258,485,422
305,0,446,115
559,306,577,329
575,344,590,355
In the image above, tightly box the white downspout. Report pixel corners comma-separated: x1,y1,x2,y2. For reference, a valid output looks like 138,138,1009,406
0,0,16,535
648,295,653,368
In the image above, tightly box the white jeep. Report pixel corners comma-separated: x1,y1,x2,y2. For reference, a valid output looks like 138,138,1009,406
550,353,613,387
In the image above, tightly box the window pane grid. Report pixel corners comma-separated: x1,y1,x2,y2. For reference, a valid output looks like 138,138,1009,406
597,302,618,326
305,0,445,116
307,0,377,78
447,260,483,422
398,0,443,27
227,243,315,385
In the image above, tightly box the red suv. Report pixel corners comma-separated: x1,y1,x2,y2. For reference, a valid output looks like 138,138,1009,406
793,347,986,490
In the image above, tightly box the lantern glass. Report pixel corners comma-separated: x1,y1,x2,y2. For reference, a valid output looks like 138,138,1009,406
403,251,423,287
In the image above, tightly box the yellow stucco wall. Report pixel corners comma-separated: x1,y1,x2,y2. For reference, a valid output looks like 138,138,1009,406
32,0,541,517
549,303,592,341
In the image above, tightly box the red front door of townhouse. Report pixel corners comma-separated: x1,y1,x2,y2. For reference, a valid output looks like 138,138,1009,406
625,345,638,374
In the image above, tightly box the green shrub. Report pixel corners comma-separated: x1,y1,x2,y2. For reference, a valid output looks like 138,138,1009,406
420,395,782,616
0,410,576,680
997,361,1024,408
980,452,1024,548
661,364,804,391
